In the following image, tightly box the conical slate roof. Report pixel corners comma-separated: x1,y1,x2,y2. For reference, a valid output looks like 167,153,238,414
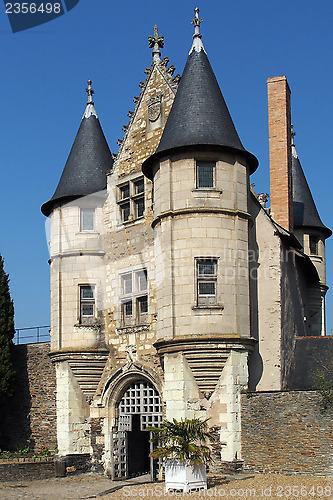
41,88,113,216
292,145,331,238
143,31,258,179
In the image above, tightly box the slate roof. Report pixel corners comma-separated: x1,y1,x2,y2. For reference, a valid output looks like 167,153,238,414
41,106,113,216
142,42,258,179
292,146,331,238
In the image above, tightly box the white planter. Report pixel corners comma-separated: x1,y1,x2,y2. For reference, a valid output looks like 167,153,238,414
164,459,207,493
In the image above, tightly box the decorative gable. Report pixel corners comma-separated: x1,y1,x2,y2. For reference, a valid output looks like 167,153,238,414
113,30,180,178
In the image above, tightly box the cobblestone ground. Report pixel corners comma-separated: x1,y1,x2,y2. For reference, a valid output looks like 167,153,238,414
0,473,331,499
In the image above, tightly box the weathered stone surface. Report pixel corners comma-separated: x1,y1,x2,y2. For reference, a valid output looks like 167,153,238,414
0,343,56,452
0,460,54,482
241,391,333,476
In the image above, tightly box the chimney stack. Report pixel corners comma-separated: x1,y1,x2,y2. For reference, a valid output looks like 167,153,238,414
267,76,293,232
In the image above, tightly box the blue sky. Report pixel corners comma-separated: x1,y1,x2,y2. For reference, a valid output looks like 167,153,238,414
0,0,332,334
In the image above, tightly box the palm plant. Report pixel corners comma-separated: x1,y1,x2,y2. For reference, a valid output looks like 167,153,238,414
147,418,214,465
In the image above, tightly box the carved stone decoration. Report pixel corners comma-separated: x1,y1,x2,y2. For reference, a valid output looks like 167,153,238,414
257,193,269,208
126,345,137,363
123,346,142,372
147,95,162,123
116,324,149,335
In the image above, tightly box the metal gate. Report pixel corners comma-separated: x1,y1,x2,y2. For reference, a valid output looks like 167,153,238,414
111,381,162,479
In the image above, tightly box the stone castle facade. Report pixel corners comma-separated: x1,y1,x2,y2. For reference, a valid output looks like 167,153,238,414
41,10,331,478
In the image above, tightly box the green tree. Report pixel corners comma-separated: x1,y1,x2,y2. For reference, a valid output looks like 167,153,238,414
0,254,15,406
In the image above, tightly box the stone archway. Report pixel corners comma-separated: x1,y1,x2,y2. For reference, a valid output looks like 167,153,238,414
106,374,162,479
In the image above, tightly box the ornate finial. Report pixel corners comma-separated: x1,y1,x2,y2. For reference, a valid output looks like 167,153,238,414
291,124,296,146
191,7,203,39
148,25,164,62
83,80,98,119
86,80,94,105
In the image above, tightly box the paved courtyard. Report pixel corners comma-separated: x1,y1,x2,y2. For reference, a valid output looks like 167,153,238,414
0,472,331,499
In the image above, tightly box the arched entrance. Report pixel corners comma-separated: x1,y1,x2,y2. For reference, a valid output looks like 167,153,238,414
111,380,162,479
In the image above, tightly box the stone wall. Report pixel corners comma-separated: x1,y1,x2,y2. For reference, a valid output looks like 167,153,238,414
0,459,54,482
0,343,56,452
241,391,333,476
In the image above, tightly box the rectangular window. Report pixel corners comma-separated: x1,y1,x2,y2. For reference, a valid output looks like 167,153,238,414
134,178,144,194
309,235,320,255
196,259,217,306
120,269,148,326
122,273,132,295
135,197,145,218
80,209,94,231
121,202,131,222
80,285,95,323
120,183,130,200
137,295,148,324
117,176,145,223
197,162,215,188
136,269,147,292
122,299,133,326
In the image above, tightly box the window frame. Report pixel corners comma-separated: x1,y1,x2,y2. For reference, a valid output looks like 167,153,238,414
117,176,145,223
79,285,96,324
80,208,95,232
196,258,218,306
196,161,216,189
309,235,320,255
120,268,148,326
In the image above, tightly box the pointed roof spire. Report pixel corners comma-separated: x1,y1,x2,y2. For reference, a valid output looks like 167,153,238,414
41,81,113,216
190,7,205,53
291,130,331,238
83,79,98,119
142,8,258,179
86,79,94,104
148,25,164,62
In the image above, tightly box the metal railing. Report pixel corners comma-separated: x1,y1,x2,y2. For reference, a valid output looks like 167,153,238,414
14,326,50,345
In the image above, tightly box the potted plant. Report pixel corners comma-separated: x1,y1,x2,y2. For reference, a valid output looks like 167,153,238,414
147,418,214,493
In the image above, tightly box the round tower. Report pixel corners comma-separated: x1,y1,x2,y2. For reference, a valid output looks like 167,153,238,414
291,134,331,335
41,81,113,466
142,9,258,462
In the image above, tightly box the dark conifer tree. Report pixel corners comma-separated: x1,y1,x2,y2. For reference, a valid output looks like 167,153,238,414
0,254,15,406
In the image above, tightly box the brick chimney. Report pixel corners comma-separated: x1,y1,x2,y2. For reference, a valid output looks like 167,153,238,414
267,76,293,232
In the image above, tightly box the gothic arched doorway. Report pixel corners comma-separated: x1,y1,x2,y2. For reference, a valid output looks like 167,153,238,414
111,380,162,479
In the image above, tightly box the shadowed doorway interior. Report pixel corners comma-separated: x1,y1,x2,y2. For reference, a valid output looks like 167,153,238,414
128,414,150,475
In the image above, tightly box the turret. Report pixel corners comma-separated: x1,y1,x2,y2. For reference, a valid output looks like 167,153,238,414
41,82,112,461
42,81,113,351
291,130,331,335
143,9,257,344
142,8,257,461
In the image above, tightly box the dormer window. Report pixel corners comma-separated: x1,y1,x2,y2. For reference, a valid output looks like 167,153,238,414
197,162,215,188
309,235,320,255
